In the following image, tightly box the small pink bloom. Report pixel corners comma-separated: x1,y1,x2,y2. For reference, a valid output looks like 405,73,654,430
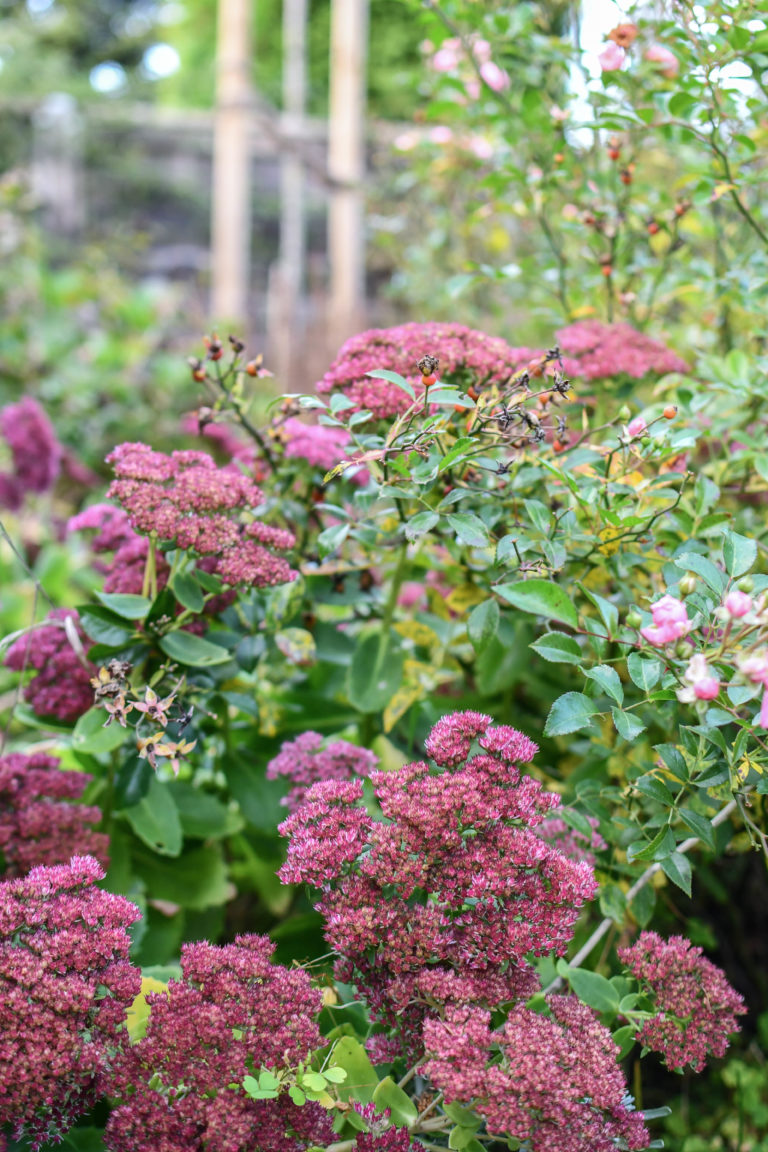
468,134,494,160
645,44,679,77
627,416,647,437
471,37,492,63
428,126,454,145
723,590,752,619
738,650,768,687
464,77,481,100
640,594,690,646
431,40,461,72
479,60,510,92
599,43,626,72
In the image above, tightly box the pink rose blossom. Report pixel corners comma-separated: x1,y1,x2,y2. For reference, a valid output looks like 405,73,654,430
645,44,679,77
738,649,768,687
428,126,454,145
627,416,647,437
640,594,690,647
599,43,626,72
479,60,510,92
431,40,461,72
676,654,720,703
723,590,752,619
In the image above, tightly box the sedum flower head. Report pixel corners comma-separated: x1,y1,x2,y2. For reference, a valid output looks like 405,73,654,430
618,931,745,1071
106,442,297,589
424,998,649,1152
0,397,62,509
105,934,333,1152
0,856,141,1149
4,609,95,723
0,752,108,876
279,712,597,1057
267,731,379,812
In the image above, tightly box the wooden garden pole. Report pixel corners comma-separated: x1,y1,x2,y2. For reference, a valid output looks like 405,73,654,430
327,0,370,353
270,0,308,384
211,0,253,328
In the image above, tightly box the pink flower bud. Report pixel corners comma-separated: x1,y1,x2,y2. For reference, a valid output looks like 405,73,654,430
640,594,690,647
627,416,647,437
723,590,752,618
599,43,626,72
645,44,679,77
739,650,768,687
479,60,510,92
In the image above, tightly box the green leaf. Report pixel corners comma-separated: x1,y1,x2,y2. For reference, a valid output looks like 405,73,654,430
467,599,500,654
599,884,627,922
627,826,676,863
243,1074,278,1100
289,1085,306,1106
561,966,620,1014
577,583,618,635
132,843,229,909
317,522,350,557
544,692,599,737
530,631,582,664
654,743,688,782
629,884,656,927
558,807,593,840
443,1103,481,1129
366,368,415,400
585,664,624,705
627,653,663,690
171,572,205,613
612,709,647,741
275,628,317,666
71,708,128,755
722,531,757,579
446,513,490,548
372,1077,419,1127
660,851,692,896
95,592,152,619
167,781,242,840
346,633,404,714
121,775,183,858
333,1037,379,1103
79,606,134,648
634,773,674,805
678,809,716,850
674,552,726,595
612,1025,637,1060
404,511,439,541
302,1072,329,1092
496,579,578,629
323,1067,348,1084
159,631,232,667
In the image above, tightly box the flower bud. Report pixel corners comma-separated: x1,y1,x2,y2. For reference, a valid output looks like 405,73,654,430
737,576,754,593
617,405,631,422
676,640,695,660
678,573,697,596
626,610,643,629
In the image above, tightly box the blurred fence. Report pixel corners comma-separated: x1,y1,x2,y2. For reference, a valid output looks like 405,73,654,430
1,95,401,389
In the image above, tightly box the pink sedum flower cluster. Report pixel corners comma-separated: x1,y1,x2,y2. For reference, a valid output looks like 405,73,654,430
5,609,95,723
267,731,378,813
351,1103,425,1151
68,502,171,596
316,323,529,419
0,397,62,510
424,997,649,1152
0,856,141,1149
279,711,597,1057
105,935,333,1152
538,813,607,866
106,443,297,588
618,931,745,1072
0,752,108,876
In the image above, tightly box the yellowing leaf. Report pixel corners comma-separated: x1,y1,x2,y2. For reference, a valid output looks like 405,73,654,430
712,182,736,201
394,620,441,648
445,584,487,612
597,528,623,556
126,976,168,1042
570,305,597,319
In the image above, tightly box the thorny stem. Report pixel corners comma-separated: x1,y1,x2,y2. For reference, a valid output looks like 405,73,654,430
544,795,740,993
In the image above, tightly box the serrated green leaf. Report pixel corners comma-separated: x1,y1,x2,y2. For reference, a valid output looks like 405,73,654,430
634,773,674,805
404,511,439,541
467,599,500,654
722,531,757,579
585,664,624,705
612,709,647,741
674,552,726,595
530,631,582,664
627,826,675,863
660,851,692,896
678,809,716,850
366,369,415,400
627,653,662,690
544,692,599,737
496,579,578,629
446,513,490,548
